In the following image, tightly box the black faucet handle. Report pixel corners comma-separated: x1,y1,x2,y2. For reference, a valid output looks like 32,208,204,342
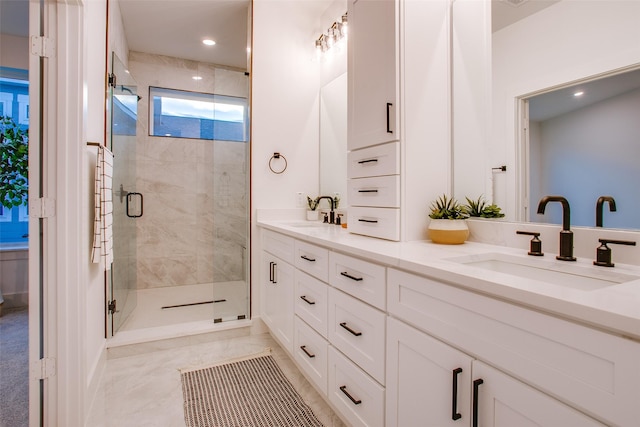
516,231,544,256
593,238,636,267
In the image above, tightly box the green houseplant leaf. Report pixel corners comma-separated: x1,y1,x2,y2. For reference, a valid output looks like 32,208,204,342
464,195,505,218
0,116,29,209
428,194,468,220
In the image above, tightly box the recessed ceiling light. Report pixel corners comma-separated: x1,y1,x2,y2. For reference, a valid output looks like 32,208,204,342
573,91,584,97
202,39,216,46
192,76,203,81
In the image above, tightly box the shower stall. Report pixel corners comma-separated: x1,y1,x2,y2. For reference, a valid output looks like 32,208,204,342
106,52,250,341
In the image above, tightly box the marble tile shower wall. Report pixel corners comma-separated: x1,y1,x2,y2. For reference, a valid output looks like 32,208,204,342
128,52,248,289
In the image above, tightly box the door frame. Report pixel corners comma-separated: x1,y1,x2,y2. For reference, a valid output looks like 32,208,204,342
28,1,88,426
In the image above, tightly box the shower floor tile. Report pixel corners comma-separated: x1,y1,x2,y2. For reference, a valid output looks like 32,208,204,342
119,281,248,331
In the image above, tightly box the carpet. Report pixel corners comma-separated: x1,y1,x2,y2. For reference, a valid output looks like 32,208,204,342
180,349,324,427
0,307,29,427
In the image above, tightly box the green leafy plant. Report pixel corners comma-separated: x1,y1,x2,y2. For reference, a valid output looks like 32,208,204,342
428,194,468,220
0,116,29,209
464,195,505,218
307,196,320,211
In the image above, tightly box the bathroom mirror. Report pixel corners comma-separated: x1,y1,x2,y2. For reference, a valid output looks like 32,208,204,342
453,0,640,230
523,68,640,229
319,72,348,207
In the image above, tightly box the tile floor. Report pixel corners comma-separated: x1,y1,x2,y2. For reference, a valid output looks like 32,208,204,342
87,331,346,427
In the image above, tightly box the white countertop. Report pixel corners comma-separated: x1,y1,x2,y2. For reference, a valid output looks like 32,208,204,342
258,220,640,341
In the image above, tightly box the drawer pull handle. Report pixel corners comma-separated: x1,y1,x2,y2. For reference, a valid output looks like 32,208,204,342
340,272,363,282
452,368,463,421
358,218,379,224
386,102,393,133
339,322,362,336
300,345,316,358
300,295,316,305
269,262,277,284
358,189,379,193
472,378,483,427
339,385,362,405
357,158,378,165
300,255,316,262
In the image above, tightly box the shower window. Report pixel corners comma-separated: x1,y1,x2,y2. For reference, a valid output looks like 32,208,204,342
149,87,248,142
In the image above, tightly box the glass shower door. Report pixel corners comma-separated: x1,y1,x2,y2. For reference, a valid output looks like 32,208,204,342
108,52,139,335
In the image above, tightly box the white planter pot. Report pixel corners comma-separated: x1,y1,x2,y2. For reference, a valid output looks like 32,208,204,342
306,210,320,221
428,219,469,244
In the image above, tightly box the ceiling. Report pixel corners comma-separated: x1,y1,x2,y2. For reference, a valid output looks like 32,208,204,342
528,68,640,122
491,0,560,33
117,0,250,69
5,0,638,117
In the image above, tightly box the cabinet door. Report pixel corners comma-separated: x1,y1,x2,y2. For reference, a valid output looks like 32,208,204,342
473,361,606,427
386,317,473,427
261,252,294,353
348,0,398,150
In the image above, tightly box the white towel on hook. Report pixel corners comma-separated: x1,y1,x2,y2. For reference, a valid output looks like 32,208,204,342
91,145,114,270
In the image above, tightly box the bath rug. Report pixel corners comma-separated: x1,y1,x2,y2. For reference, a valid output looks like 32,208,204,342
180,348,324,427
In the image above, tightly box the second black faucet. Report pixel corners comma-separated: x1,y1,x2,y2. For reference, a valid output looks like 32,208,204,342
537,196,576,261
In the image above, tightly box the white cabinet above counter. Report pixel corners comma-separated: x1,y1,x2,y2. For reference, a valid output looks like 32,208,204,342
258,220,640,344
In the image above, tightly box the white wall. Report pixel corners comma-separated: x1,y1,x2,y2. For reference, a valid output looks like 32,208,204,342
0,33,29,69
83,0,108,418
492,0,640,221
251,0,330,317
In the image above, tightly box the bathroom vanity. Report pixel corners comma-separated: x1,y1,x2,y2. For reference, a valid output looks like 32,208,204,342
258,220,640,427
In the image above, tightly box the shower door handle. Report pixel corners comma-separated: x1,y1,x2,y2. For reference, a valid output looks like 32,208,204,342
126,192,143,218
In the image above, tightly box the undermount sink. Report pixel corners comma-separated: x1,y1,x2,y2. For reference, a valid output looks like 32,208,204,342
447,252,640,291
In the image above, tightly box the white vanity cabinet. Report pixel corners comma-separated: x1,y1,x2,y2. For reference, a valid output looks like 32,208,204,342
386,318,605,427
261,229,388,427
261,230,295,353
387,268,640,427
347,0,398,151
386,317,473,427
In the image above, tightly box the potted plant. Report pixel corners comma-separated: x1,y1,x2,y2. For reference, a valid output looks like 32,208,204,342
463,195,505,219
427,194,469,244
306,196,320,221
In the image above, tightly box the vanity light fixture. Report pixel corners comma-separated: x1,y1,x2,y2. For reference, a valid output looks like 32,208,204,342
192,76,203,81
573,91,584,97
315,12,347,54
202,39,216,46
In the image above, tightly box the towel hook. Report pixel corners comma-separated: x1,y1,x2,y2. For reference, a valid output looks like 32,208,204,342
269,152,287,174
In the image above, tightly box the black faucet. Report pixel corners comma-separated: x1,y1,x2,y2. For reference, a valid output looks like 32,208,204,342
595,196,616,227
317,196,336,224
537,196,576,261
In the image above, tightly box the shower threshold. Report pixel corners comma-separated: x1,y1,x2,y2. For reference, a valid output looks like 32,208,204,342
161,299,226,309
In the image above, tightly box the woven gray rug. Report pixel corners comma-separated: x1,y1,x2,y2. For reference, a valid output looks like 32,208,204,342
180,350,324,427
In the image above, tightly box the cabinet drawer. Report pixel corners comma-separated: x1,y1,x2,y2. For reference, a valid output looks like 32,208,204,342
387,268,640,427
294,270,328,338
328,346,385,427
329,252,386,310
328,288,386,384
262,229,294,263
349,175,400,208
348,207,400,241
294,316,328,397
294,240,329,282
347,142,399,178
